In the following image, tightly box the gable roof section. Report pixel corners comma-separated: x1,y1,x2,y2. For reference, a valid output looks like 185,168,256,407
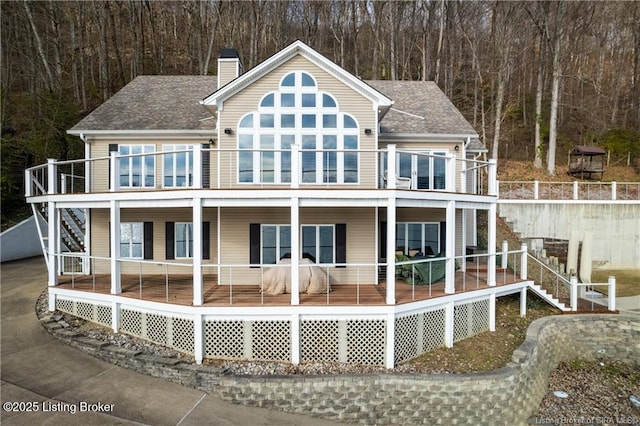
69,76,217,134
202,40,393,112
367,80,478,137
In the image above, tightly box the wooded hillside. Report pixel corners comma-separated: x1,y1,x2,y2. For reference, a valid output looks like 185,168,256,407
2,1,639,225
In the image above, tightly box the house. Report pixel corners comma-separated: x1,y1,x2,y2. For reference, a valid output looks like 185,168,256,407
25,41,530,368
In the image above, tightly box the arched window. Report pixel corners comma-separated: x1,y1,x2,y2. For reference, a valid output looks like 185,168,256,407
237,71,359,184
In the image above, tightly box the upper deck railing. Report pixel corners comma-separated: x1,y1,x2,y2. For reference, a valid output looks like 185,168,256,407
498,180,640,201
25,145,497,198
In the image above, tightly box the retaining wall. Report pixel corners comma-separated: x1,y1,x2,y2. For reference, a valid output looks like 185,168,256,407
498,202,640,269
43,315,640,425
1,216,45,262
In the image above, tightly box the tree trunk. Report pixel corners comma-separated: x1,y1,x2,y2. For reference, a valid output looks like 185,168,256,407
491,74,505,160
434,0,445,85
547,34,561,176
534,36,544,169
23,0,54,90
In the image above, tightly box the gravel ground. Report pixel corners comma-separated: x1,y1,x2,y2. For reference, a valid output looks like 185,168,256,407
530,360,639,425
36,292,640,421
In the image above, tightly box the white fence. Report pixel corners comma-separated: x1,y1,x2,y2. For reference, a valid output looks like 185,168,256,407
498,180,640,201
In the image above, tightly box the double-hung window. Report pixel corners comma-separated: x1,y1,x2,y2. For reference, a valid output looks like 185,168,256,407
302,225,334,264
261,225,292,264
175,222,193,258
120,222,143,258
253,224,342,266
118,145,155,188
237,71,359,185
163,145,193,187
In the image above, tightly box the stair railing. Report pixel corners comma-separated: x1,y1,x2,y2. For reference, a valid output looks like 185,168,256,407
527,253,573,308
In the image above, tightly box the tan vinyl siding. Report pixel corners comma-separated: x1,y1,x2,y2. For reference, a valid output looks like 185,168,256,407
90,207,218,274
455,210,464,256
218,207,377,286
218,59,240,87
218,55,378,190
89,138,212,193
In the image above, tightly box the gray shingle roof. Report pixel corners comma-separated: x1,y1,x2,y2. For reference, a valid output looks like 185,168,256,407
70,76,218,131
70,76,478,139
366,80,477,136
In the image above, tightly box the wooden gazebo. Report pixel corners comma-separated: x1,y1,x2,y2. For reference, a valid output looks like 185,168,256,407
568,146,606,180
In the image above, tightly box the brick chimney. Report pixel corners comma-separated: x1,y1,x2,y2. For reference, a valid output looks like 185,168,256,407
217,48,242,88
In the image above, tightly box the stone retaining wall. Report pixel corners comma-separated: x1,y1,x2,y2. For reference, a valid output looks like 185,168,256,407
43,315,640,425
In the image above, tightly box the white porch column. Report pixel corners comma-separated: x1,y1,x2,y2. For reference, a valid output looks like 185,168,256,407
611,182,617,201
47,158,57,194
385,312,395,369
85,142,91,193
112,301,121,332
489,293,496,331
291,144,299,189
460,209,467,273
386,144,397,189
608,276,616,311
192,197,203,306
520,243,528,280
446,154,456,192
47,201,58,287
570,275,578,311
109,151,118,192
487,204,497,286
444,301,454,348
488,159,497,196
217,206,221,283
520,287,527,317
192,144,202,189
194,313,204,364
290,197,300,305
385,197,396,305
291,313,300,365
501,240,509,269
444,200,456,294
109,200,121,294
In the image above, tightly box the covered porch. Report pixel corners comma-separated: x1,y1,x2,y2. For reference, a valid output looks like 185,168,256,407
56,261,525,307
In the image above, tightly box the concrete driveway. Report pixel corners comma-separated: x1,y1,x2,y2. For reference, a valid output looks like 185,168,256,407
1,257,341,425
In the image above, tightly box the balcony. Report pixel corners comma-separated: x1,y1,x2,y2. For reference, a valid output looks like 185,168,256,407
25,145,497,199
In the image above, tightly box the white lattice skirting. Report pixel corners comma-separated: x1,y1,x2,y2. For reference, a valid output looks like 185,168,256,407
52,288,503,367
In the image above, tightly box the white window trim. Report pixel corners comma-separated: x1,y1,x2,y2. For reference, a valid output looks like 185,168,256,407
396,151,447,190
396,222,440,256
237,71,359,185
301,224,335,264
162,145,194,188
260,224,292,264
175,222,193,259
120,222,144,259
118,144,156,188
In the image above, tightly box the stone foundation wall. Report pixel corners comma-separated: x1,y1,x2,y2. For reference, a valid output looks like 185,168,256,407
44,315,640,425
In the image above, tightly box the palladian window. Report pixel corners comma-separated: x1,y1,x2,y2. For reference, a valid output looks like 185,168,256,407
237,71,359,184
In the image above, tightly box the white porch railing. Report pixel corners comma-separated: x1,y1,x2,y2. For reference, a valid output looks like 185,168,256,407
570,275,616,312
526,252,616,312
48,249,529,306
498,180,640,201
25,146,497,197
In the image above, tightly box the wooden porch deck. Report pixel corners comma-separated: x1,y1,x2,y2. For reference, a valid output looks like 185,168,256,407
56,269,524,307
